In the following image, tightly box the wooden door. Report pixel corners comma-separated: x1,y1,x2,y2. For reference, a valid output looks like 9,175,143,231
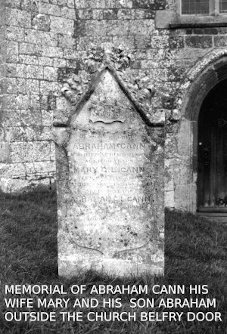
198,115,227,211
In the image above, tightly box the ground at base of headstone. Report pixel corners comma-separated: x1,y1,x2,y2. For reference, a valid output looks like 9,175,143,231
0,190,226,334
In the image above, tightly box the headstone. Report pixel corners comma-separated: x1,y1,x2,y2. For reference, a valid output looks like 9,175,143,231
54,69,164,277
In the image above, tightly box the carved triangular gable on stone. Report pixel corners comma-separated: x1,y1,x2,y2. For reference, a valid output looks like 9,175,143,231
70,67,154,128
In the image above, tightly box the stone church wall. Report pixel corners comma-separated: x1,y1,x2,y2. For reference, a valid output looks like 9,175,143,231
1,0,227,213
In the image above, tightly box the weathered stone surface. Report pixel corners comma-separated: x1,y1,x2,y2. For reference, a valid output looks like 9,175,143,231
55,69,164,277
1,0,227,216
185,36,213,49
0,142,10,162
32,14,51,31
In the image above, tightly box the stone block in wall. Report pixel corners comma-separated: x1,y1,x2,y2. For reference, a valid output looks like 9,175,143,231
40,81,60,95
169,36,184,50
103,9,118,20
150,35,169,49
4,0,21,9
20,0,39,12
134,8,155,19
165,136,178,159
0,142,10,162
185,36,213,49
4,126,35,142
3,78,25,95
155,9,175,29
92,9,104,20
128,19,155,34
1,110,21,127
174,184,197,212
6,26,25,42
177,119,193,157
71,0,86,8
134,34,151,49
113,35,135,49
191,28,218,35
18,55,39,65
10,141,52,163
217,27,227,34
41,46,64,58
56,96,70,111
6,41,18,62
56,33,74,48
132,0,155,9
39,4,61,17
26,65,44,79
214,36,227,47
117,8,133,19
50,16,74,34
44,66,58,81
0,160,55,180
0,175,55,193
42,110,54,126
38,126,53,141
26,79,40,93
165,190,175,208
117,0,133,8
5,8,32,28
4,94,30,111
32,14,51,31
0,178,30,193
4,125,53,142
39,57,54,67
20,109,42,126
61,7,75,20
12,64,44,80
77,9,93,20
54,99,71,124
65,0,74,8
173,161,194,186
24,31,57,47
19,43,43,56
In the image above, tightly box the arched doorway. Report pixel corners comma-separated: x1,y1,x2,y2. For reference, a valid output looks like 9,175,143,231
198,79,227,212
168,52,227,213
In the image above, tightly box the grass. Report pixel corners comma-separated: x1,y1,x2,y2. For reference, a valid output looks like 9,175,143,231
0,190,226,333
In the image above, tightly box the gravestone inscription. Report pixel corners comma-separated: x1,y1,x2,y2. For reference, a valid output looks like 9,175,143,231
55,70,164,277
